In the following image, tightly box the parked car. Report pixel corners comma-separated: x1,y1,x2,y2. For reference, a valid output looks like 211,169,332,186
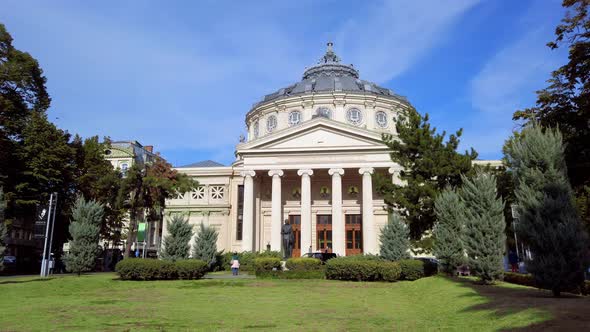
303,252,337,263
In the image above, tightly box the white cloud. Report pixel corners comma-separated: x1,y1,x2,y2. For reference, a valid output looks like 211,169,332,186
335,0,481,83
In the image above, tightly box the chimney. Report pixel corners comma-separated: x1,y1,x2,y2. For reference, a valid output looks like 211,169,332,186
144,145,153,153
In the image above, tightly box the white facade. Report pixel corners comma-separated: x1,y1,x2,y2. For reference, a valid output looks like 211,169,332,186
164,43,498,257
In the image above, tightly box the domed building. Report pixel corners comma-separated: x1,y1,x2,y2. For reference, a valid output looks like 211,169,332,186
166,43,411,257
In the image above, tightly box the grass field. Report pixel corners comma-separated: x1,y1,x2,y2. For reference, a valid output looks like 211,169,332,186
1,273,588,331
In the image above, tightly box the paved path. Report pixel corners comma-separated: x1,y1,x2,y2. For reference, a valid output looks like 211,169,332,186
203,273,255,280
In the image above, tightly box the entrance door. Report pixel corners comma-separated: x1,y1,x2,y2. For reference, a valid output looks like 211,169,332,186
316,215,332,252
288,215,301,257
345,214,362,255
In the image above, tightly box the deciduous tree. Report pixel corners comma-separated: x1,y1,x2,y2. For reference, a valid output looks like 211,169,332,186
0,188,6,271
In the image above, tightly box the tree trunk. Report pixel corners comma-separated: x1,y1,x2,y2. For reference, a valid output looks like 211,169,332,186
124,209,138,258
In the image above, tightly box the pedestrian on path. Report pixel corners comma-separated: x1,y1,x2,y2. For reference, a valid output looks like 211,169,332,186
230,253,240,276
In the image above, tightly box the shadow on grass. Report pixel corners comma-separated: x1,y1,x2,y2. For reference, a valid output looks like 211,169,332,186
0,278,52,285
452,277,590,331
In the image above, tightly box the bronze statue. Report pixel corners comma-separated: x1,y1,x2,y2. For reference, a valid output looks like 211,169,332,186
281,219,294,259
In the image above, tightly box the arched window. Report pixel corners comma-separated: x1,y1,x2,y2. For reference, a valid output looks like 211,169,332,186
375,111,388,128
253,121,259,138
266,115,277,132
316,107,332,119
346,108,363,125
288,111,301,126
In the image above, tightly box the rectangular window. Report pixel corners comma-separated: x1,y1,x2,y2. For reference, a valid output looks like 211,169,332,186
236,185,244,241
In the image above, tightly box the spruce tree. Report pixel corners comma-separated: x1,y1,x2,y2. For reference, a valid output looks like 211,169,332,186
505,125,589,296
433,187,466,274
192,223,218,267
461,172,506,284
64,197,104,276
0,188,6,271
379,212,410,261
161,215,193,261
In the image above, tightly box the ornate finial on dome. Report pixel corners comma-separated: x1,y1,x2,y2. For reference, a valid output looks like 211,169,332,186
320,41,340,63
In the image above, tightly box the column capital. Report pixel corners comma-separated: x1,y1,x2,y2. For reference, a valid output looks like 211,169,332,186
240,170,256,178
328,168,345,176
268,169,284,177
358,167,374,175
388,167,401,174
297,169,314,177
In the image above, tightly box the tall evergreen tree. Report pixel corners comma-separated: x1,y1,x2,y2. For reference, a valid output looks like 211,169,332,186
513,0,590,229
192,223,218,267
161,215,193,261
64,197,104,276
0,188,7,271
379,212,410,261
376,108,477,240
461,172,506,284
505,125,589,296
433,187,466,274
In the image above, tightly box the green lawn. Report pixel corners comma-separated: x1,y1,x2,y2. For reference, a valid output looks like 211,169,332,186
0,273,578,331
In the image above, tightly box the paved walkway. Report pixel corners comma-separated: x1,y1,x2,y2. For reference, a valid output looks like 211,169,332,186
203,273,255,280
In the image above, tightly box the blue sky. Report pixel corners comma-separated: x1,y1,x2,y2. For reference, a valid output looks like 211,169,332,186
2,0,568,166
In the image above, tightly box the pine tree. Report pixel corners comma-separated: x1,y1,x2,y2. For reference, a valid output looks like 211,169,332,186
376,108,477,241
461,172,506,284
192,223,218,267
433,187,466,274
161,215,193,261
379,212,410,261
505,125,589,296
64,197,104,276
0,188,7,271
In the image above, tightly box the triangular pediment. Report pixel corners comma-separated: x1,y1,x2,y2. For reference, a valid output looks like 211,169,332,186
237,118,390,152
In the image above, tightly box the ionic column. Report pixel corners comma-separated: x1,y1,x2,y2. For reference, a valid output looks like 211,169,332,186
240,170,256,252
329,168,345,256
359,167,375,254
297,169,313,255
268,169,284,252
388,167,404,186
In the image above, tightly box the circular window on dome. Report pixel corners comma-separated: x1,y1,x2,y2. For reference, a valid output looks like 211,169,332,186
288,111,301,126
253,121,259,138
375,111,388,128
315,107,332,119
347,108,363,125
266,115,277,133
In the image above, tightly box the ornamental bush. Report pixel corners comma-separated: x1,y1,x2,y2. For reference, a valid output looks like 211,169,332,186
380,261,402,282
399,259,425,281
221,251,282,272
115,258,208,280
253,257,282,275
256,270,325,279
286,257,322,271
175,260,208,280
325,258,382,281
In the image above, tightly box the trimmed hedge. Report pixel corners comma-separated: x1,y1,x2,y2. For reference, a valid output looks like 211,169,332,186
115,258,207,280
286,257,322,271
253,257,282,275
399,259,425,281
381,261,402,282
175,260,208,280
221,251,282,272
325,258,401,282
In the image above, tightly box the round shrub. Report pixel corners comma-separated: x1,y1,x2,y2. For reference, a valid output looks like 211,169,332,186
325,258,382,281
399,259,425,281
379,261,402,282
253,257,282,275
222,251,282,272
286,257,322,271
175,259,208,280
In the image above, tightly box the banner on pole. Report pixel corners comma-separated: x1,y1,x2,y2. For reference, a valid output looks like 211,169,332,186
137,222,146,242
